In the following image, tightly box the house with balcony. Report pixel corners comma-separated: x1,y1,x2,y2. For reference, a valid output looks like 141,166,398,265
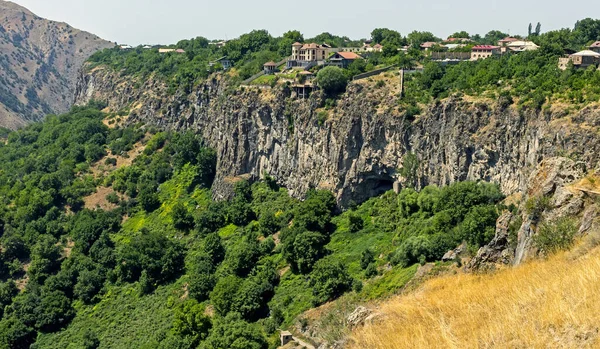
329,51,363,68
287,42,333,69
471,45,501,60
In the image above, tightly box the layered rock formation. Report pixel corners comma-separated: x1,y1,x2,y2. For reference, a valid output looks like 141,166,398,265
75,67,600,212
0,1,113,128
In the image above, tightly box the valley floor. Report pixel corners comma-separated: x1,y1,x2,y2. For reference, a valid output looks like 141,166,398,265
349,241,600,348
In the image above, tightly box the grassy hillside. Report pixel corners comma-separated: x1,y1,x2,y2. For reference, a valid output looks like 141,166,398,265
349,238,600,348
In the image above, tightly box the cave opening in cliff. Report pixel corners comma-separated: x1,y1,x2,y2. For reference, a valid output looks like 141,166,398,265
367,178,395,197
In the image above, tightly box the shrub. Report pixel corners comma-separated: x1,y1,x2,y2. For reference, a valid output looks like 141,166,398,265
310,259,352,305
348,213,364,233
525,195,552,220
534,217,577,255
106,192,119,204
360,249,375,270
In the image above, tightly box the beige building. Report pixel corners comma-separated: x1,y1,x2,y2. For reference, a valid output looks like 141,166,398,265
590,41,600,53
471,45,501,60
292,42,331,62
505,40,539,52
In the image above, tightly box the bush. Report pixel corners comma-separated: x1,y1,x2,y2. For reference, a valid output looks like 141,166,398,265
310,259,352,305
534,217,577,255
360,249,375,270
106,192,119,204
348,213,364,233
525,195,552,220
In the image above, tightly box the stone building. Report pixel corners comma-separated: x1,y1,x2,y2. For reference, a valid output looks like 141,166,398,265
280,331,293,346
470,45,501,60
558,50,600,70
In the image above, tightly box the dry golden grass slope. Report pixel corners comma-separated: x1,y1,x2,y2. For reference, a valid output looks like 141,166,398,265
350,246,600,349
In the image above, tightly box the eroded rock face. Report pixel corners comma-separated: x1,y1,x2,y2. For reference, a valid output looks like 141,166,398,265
468,212,514,270
74,69,600,210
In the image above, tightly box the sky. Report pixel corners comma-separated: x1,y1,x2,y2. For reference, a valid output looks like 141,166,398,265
10,0,600,45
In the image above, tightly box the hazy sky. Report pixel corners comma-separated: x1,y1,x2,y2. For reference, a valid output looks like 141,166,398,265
10,0,600,45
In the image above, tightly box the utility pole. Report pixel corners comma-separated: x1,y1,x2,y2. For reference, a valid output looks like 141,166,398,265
399,68,404,99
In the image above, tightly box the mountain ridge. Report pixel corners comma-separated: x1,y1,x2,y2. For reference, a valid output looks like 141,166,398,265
0,0,113,128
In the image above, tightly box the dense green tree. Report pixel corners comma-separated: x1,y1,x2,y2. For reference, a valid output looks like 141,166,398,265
347,212,364,233
172,203,194,231
81,328,100,349
116,230,185,284
316,66,348,95
0,317,35,349
195,203,226,235
0,280,18,317
200,313,267,349
210,275,243,316
171,300,212,347
360,249,375,270
74,267,105,303
258,210,279,236
310,259,353,305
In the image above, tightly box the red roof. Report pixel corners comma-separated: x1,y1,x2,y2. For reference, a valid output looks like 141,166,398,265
263,61,277,67
499,37,518,43
472,45,500,50
590,41,600,48
335,51,362,59
420,41,437,48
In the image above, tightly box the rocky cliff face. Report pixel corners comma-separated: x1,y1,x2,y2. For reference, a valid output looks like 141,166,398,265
0,1,113,129
75,67,600,212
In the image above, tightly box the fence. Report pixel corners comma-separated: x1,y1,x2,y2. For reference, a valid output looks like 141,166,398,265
352,65,397,81
430,52,471,61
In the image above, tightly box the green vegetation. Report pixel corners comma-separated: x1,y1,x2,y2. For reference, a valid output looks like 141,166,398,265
7,17,600,348
316,66,349,95
0,105,509,348
534,217,578,254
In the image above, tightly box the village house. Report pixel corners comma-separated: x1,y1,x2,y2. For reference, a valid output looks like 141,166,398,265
589,41,600,53
175,49,186,54
287,42,332,68
119,44,132,50
498,37,519,47
329,51,362,68
558,50,600,70
420,42,437,50
158,48,175,53
445,37,472,43
209,56,233,70
471,45,501,60
505,40,539,52
263,61,277,74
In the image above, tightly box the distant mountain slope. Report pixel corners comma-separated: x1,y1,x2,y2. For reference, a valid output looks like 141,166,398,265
0,1,113,129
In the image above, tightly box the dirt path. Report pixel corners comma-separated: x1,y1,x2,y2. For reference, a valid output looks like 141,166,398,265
292,337,315,349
